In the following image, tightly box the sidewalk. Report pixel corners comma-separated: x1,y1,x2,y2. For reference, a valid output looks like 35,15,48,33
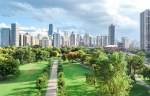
45,60,58,96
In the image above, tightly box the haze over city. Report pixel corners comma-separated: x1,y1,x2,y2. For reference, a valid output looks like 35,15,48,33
0,0,150,42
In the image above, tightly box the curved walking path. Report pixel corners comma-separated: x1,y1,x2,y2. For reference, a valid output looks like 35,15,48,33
45,60,58,96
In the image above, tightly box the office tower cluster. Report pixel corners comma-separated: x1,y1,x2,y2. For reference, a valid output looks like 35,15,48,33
0,23,130,49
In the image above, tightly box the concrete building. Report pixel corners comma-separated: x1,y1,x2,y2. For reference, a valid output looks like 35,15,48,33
64,31,70,47
109,24,115,45
70,32,76,47
31,37,40,46
122,37,129,49
76,34,81,46
1,28,10,47
96,35,109,47
140,10,150,51
19,33,24,46
48,24,53,36
10,23,20,46
40,39,52,47
53,33,61,48
23,33,32,46
83,33,91,47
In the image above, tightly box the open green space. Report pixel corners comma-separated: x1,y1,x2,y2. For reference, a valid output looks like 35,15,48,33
63,62,96,96
0,61,49,96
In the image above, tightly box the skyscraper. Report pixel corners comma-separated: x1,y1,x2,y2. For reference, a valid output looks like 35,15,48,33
1,28,10,47
53,32,61,48
140,10,150,51
10,23,20,46
70,32,76,47
109,24,115,45
48,24,53,36
83,33,91,47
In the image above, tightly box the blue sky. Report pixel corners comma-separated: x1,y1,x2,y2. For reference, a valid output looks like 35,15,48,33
0,0,150,42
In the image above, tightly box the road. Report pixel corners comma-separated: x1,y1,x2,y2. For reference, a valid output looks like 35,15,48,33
45,60,58,96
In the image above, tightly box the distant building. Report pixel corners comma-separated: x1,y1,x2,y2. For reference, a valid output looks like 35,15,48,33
1,28,10,47
10,23,20,46
109,24,115,45
140,9,150,51
48,24,53,36
64,31,70,47
53,33,61,48
23,33,32,46
31,37,40,46
70,32,76,47
76,34,81,46
19,33,24,46
40,39,52,47
96,35,109,47
117,42,124,49
122,37,129,49
83,33,91,47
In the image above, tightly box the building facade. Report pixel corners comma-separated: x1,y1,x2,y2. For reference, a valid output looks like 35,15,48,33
10,23,20,46
48,24,53,36
1,28,10,47
109,24,115,45
53,33,61,48
140,10,150,51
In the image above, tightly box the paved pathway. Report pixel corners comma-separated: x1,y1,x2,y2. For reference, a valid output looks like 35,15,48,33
45,60,58,96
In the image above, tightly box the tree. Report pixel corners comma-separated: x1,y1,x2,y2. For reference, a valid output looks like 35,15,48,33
0,57,20,80
94,52,131,96
127,55,144,81
142,66,150,80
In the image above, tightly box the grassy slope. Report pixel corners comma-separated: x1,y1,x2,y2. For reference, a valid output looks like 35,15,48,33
0,61,48,96
63,62,96,96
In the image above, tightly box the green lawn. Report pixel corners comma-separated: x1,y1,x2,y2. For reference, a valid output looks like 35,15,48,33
0,61,49,96
63,62,96,96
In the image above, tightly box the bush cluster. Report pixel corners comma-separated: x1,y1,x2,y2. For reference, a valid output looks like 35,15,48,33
57,63,65,96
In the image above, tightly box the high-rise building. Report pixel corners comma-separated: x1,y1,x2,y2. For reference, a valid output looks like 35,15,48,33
122,37,129,49
10,23,20,46
23,33,32,46
140,10,150,51
19,33,24,46
39,38,52,47
53,32,61,48
48,24,53,36
83,33,91,47
109,24,115,45
76,34,81,46
1,28,10,47
70,32,76,47
64,31,70,47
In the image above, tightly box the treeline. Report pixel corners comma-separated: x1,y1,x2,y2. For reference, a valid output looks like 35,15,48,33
0,46,60,80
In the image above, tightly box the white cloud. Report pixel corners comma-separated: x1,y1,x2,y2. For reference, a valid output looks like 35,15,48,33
0,23,9,28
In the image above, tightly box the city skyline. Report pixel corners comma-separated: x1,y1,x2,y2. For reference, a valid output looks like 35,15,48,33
1,0,150,42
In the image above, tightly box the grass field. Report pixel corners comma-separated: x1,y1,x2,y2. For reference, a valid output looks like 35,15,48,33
0,61,49,96
63,62,150,96
63,62,96,96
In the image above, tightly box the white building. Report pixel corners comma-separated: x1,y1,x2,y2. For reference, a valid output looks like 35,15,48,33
122,37,129,49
